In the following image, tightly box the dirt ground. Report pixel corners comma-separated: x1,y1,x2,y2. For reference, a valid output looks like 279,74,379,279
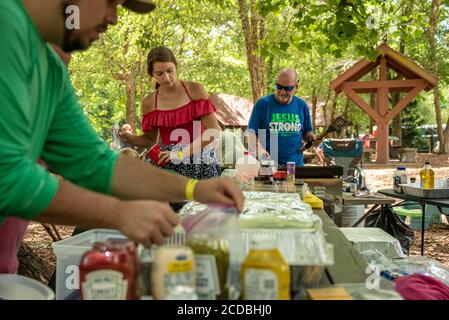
22,153,449,284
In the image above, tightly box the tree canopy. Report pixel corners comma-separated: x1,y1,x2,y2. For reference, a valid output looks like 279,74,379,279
69,0,449,151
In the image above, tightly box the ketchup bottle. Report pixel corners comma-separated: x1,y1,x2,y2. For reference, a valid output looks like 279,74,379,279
79,241,139,300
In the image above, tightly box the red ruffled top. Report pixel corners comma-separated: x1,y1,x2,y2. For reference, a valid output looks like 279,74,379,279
141,82,216,145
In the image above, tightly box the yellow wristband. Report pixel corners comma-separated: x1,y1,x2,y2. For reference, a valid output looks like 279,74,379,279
185,179,199,201
178,150,184,160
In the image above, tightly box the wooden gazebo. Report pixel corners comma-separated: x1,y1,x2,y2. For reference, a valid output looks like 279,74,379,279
330,44,437,164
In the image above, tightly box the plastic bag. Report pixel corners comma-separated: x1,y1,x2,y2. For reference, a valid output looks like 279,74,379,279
365,205,414,255
181,205,239,235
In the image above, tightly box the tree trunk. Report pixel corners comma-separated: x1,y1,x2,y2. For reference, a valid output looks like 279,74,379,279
330,94,338,125
125,66,138,132
443,115,449,152
428,0,444,153
369,70,377,134
434,83,444,153
311,89,317,130
266,55,275,94
392,95,402,145
322,87,332,128
238,0,266,102
392,43,405,146
339,98,350,138
139,50,147,126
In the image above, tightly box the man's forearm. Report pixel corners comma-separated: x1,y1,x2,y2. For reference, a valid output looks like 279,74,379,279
35,179,120,229
111,155,189,202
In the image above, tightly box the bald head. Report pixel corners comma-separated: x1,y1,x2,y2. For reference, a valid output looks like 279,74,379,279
274,68,298,105
277,68,298,83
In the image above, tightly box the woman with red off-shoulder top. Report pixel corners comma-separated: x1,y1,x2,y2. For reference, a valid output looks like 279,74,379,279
120,46,221,179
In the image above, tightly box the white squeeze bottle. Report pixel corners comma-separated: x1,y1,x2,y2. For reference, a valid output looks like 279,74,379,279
235,151,261,179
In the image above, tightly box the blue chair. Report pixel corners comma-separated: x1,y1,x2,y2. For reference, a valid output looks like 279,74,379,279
322,139,363,178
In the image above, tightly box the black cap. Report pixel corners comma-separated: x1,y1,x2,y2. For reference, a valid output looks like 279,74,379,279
123,0,156,13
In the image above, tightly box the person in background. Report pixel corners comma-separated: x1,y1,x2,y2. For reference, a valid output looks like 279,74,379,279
112,123,138,150
247,68,317,167
315,142,325,165
120,46,222,179
0,0,243,273
119,147,141,159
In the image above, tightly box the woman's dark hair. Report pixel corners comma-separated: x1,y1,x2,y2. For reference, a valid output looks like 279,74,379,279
147,46,177,89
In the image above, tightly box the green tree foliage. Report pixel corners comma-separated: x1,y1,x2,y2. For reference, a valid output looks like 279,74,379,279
70,0,250,141
68,0,449,152
401,98,428,149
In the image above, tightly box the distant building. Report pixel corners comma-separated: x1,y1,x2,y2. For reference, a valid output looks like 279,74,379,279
210,93,328,129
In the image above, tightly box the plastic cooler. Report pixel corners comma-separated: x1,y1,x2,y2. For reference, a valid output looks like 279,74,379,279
393,205,443,231
51,229,126,300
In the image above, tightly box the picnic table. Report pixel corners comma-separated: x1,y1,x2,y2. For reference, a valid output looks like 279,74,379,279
251,182,369,285
342,192,396,227
378,189,449,256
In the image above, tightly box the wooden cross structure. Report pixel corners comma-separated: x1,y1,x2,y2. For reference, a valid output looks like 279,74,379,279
330,44,437,164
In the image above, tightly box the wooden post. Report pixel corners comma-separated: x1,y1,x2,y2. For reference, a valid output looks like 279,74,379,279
376,56,390,163
376,120,389,163
430,128,434,153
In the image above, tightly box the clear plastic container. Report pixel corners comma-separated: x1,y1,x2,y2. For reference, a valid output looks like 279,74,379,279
393,166,407,193
112,122,120,149
286,162,296,184
235,152,261,178
52,229,127,300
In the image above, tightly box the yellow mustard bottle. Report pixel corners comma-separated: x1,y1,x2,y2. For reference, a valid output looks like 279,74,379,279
420,161,435,189
241,240,290,300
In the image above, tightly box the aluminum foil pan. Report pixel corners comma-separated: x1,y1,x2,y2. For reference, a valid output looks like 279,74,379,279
400,181,449,199
340,227,405,259
228,228,333,266
227,239,333,298
180,191,319,230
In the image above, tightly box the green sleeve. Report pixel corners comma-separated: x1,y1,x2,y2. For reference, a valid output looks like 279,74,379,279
41,61,120,195
0,7,59,221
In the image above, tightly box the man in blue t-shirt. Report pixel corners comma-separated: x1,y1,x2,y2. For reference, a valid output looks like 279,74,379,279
248,69,316,166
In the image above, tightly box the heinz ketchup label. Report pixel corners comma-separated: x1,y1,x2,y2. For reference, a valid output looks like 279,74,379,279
79,241,139,300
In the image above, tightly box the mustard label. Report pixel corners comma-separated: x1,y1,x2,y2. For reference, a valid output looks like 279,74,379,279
168,260,193,273
244,269,278,300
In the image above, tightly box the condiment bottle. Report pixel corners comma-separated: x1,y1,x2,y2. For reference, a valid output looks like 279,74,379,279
420,161,435,189
151,245,195,300
79,241,139,300
188,234,229,300
241,240,290,300
393,166,407,193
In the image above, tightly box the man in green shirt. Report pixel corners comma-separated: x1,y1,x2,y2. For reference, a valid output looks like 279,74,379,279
0,0,243,268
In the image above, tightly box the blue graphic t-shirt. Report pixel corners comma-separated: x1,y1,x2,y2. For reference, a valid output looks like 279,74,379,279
248,94,312,166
